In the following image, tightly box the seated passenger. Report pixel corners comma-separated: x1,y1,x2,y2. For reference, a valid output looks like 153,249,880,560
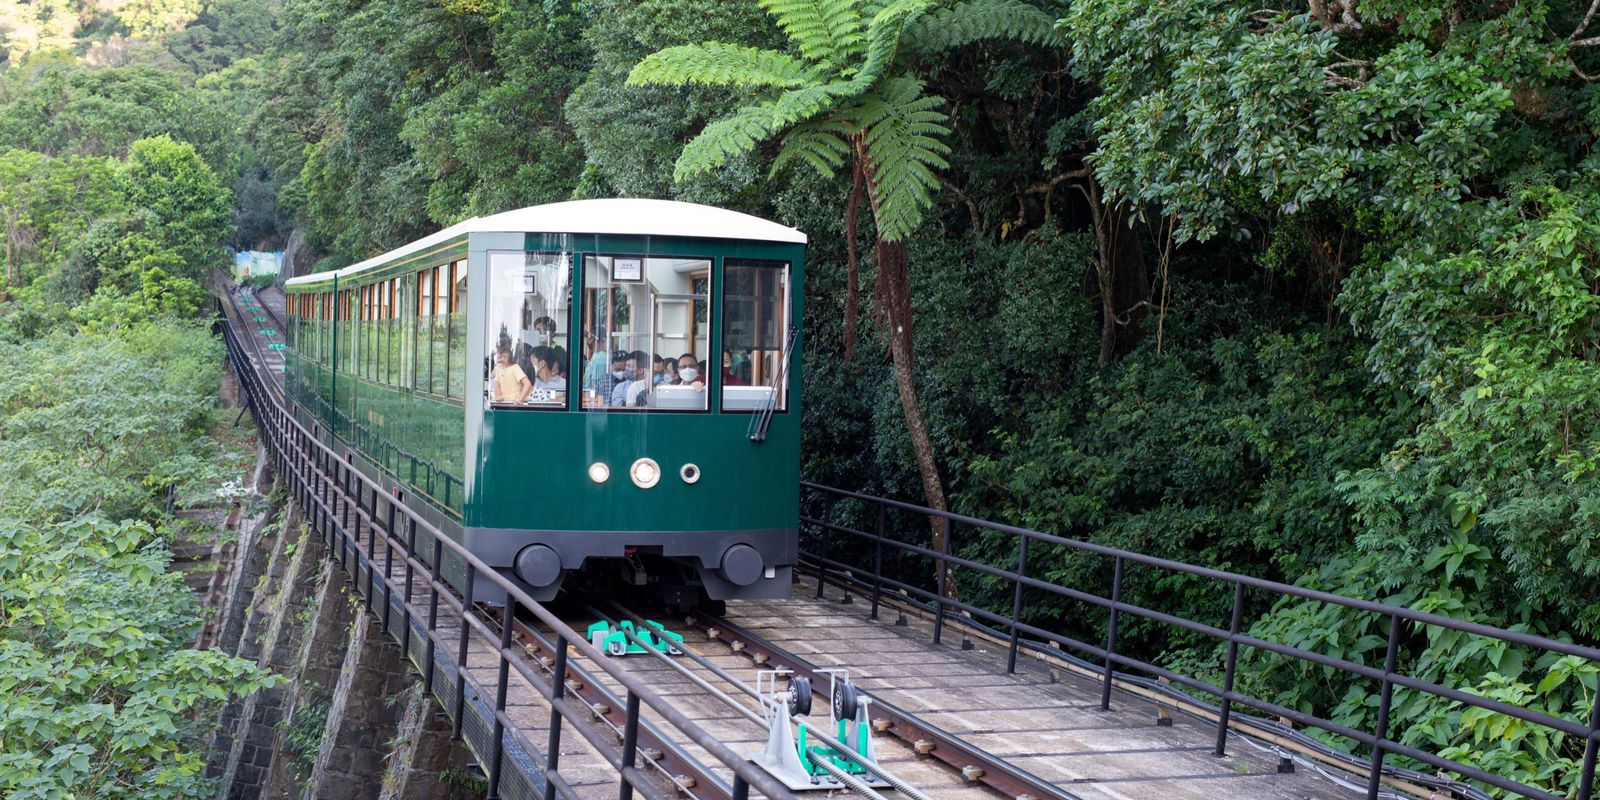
526,345,566,404
722,350,746,386
590,349,629,404
611,349,651,406
491,345,532,404
523,315,558,349
676,353,704,390
663,358,679,385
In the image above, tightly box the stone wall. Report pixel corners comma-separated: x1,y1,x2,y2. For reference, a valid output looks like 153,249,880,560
208,487,478,800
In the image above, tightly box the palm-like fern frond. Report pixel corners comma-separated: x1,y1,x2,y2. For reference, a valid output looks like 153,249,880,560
772,119,854,178
759,0,866,69
906,0,1065,52
673,83,848,180
854,76,951,241
847,0,937,92
627,42,815,89
673,103,786,182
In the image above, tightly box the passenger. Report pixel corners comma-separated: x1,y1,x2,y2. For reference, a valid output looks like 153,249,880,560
592,349,630,406
491,345,532,404
582,331,609,392
663,358,680,385
651,354,666,386
612,349,650,406
677,353,704,391
523,315,558,349
722,350,746,386
527,345,567,403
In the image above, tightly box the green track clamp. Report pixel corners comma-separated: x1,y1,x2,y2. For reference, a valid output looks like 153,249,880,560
586,619,683,656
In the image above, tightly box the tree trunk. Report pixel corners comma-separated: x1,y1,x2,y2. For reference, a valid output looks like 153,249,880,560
874,236,954,597
1080,179,1148,364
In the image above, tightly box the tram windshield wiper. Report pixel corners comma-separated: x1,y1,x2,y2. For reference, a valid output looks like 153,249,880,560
747,325,796,443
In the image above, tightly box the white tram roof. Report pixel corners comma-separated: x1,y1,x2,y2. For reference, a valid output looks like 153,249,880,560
285,199,807,287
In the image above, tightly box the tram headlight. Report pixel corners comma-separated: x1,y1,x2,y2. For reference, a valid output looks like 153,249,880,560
630,458,661,489
587,462,610,484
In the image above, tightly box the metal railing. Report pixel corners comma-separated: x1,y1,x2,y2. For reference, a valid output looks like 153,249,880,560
220,294,795,800
799,481,1600,800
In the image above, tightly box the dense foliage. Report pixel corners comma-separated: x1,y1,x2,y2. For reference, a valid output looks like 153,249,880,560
2,0,1597,795
0,6,271,796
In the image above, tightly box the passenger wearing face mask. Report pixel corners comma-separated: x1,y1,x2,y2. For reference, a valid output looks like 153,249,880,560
676,353,704,391
613,349,652,406
589,349,630,407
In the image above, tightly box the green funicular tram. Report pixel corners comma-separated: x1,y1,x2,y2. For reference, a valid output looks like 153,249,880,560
283,199,805,607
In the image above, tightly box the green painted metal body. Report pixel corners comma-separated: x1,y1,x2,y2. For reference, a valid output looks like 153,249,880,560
283,224,804,600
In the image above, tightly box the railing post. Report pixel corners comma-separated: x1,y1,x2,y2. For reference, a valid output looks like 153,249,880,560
1366,613,1402,799
618,692,642,800
544,633,569,800
1215,581,1244,756
424,534,441,696
933,520,951,646
454,564,476,740
488,602,514,799
1578,694,1598,800
1007,535,1029,674
732,775,749,800
382,507,395,636
816,495,835,600
1100,555,1123,711
870,504,886,622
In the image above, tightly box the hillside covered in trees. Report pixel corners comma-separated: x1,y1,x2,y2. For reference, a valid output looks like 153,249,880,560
1,0,1598,796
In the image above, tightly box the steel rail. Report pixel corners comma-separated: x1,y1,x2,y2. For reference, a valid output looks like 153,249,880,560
589,604,901,800
695,612,1079,800
216,296,799,800
502,613,736,800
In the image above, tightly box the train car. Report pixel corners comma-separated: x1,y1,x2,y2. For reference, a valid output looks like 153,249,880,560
282,199,805,607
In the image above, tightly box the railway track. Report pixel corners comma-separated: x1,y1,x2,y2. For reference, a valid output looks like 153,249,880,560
216,278,1379,800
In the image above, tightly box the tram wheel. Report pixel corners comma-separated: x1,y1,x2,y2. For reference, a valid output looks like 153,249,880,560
788,676,813,717
832,681,860,720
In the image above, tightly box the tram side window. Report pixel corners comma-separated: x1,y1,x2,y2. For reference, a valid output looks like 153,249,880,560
448,261,466,400
484,251,570,408
721,260,790,412
580,255,710,411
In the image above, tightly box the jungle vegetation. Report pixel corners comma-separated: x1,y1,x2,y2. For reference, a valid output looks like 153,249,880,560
0,0,1597,796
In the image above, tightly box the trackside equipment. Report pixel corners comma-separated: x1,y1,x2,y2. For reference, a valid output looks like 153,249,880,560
587,619,683,656
753,669,887,790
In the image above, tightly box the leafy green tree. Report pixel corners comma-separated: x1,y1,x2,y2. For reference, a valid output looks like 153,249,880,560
631,0,1062,554
121,135,233,279
0,149,123,291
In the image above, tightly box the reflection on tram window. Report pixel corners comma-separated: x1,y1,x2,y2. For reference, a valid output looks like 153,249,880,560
485,251,570,409
722,260,790,412
580,255,710,411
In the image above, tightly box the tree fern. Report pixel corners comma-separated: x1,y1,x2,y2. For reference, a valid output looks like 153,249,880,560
673,84,846,180
906,0,1065,53
760,0,866,70
628,43,814,90
772,120,854,178
855,77,951,241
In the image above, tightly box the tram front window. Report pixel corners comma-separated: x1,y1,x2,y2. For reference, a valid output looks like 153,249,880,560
722,260,790,412
580,255,710,411
485,251,571,408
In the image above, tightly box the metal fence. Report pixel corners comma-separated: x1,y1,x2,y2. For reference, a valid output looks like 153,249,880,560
800,481,1600,800
221,296,794,800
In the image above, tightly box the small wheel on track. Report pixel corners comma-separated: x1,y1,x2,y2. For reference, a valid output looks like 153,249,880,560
832,681,860,720
788,676,813,717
